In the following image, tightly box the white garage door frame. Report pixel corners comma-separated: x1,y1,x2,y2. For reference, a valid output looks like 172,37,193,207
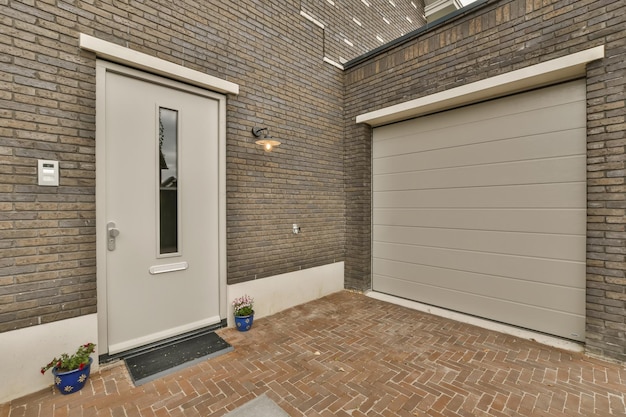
357,46,605,343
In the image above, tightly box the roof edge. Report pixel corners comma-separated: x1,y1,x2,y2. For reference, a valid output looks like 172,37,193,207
344,0,490,70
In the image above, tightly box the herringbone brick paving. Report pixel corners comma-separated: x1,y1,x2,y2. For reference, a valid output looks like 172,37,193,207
2,291,625,416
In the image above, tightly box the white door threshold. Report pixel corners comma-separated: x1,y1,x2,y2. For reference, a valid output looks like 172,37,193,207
366,291,584,353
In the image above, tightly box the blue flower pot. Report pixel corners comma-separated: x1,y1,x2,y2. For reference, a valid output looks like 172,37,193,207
52,357,93,395
234,314,254,331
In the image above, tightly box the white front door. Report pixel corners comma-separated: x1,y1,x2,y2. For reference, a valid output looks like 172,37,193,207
99,63,224,354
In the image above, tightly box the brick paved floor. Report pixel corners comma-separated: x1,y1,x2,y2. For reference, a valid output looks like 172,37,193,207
2,291,626,417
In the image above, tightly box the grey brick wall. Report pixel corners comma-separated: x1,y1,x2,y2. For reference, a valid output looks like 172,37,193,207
0,0,98,331
0,0,425,332
344,0,626,362
4,0,624,365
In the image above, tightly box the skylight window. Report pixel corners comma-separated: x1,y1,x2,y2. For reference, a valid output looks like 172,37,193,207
361,0,370,6
383,17,390,24
353,17,362,26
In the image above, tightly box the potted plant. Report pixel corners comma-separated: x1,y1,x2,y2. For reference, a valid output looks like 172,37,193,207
41,342,96,395
232,294,254,331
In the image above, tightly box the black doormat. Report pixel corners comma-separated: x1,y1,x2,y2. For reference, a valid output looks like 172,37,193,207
124,331,233,385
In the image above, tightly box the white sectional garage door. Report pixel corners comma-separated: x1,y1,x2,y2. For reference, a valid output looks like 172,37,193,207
372,80,586,341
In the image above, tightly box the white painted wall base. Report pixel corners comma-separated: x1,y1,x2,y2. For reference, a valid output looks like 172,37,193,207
0,314,99,404
226,262,345,326
367,291,584,353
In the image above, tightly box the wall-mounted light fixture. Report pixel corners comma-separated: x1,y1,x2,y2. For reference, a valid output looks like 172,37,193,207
252,127,281,152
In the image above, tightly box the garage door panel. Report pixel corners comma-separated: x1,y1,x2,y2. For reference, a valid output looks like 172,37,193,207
374,102,585,159
372,274,586,341
373,259,584,313
375,155,586,188
373,242,585,288
374,225,586,262
374,182,585,208
372,81,586,340
374,80,586,144
374,208,586,234
374,129,586,175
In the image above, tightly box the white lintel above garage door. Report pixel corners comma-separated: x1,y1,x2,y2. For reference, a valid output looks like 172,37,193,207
357,46,603,126
371,80,587,341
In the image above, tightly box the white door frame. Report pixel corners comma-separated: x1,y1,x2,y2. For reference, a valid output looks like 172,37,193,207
94,59,228,354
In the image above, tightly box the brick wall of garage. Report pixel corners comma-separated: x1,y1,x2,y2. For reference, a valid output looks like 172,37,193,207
344,0,626,362
0,0,426,333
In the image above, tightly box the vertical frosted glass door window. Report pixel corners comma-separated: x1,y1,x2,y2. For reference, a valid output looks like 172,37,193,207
159,108,179,254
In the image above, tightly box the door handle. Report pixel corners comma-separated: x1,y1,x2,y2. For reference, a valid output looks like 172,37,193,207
107,221,120,251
